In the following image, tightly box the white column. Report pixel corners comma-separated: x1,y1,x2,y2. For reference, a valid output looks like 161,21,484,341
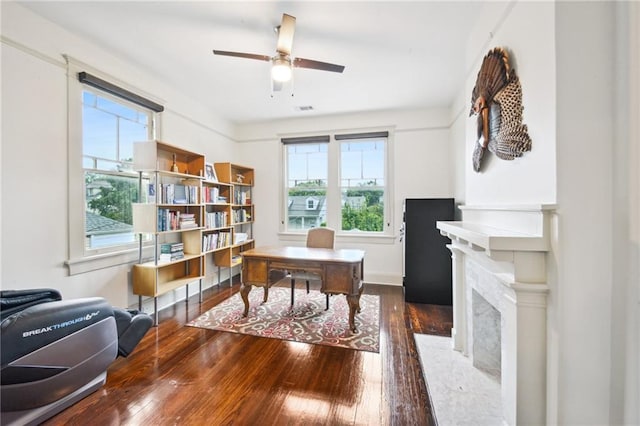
502,282,549,426
448,244,467,354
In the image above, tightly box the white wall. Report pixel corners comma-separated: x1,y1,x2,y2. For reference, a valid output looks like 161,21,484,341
456,1,639,424
236,108,454,285
554,2,622,423
613,4,640,423
463,1,556,205
1,3,236,309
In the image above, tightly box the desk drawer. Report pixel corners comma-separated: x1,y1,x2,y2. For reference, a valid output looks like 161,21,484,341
242,259,269,284
323,263,362,294
269,260,322,275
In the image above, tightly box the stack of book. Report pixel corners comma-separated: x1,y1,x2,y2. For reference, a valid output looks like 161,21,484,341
159,242,184,262
179,213,198,229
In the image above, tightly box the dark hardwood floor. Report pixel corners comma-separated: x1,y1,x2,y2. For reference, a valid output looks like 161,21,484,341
43,281,452,426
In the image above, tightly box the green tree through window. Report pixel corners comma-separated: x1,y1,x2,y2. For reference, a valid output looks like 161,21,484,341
87,174,138,224
284,135,388,233
342,182,384,231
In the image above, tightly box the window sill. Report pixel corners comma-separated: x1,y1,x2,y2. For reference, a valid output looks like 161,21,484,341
66,246,152,275
278,232,397,245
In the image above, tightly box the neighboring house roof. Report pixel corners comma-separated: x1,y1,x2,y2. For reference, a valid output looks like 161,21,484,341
288,195,326,218
288,195,369,218
86,180,113,190
85,211,133,235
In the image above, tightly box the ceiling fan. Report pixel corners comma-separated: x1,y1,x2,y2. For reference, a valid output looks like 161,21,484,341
213,13,345,91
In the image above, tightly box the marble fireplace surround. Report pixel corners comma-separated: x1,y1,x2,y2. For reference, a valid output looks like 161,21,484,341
436,204,554,425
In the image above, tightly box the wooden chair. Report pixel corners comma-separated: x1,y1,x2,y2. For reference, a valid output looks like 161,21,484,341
290,227,335,309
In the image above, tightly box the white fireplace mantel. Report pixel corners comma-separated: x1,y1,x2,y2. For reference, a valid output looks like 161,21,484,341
436,204,555,426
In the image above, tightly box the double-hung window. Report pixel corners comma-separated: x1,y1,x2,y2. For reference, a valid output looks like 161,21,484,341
82,87,152,249
283,131,391,236
284,136,329,230
338,134,387,232
66,61,163,274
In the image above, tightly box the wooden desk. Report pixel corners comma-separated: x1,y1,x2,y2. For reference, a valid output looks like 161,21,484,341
240,246,365,332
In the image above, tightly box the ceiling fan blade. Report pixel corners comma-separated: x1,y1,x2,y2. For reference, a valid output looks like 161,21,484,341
276,14,296,55
212,50,270,62
293,57,345,73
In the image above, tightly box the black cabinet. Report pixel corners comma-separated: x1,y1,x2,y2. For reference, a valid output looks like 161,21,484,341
403,198,454,305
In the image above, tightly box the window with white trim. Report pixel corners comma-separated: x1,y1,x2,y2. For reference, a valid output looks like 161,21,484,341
338,136,386,232
283,131,391,234
65,60,163,274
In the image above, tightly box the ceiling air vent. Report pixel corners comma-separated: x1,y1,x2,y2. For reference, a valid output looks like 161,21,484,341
295,105,314,112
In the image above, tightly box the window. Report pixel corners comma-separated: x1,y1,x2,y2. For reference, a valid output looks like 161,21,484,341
283,131,390,235
65,59,163,274
285,142,328,230
339,137,386,232
306,197,318,210
82,88,153,250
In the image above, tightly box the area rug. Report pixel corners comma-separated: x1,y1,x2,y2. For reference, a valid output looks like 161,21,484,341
187,287,380,352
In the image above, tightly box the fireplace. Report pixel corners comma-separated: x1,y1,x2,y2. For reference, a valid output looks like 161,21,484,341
471,288,501,377
436,204,554,425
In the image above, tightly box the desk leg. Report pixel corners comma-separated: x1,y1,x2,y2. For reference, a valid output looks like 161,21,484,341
346,286,364,333
347,294,359,333
240,284,252,317
357,285,363,313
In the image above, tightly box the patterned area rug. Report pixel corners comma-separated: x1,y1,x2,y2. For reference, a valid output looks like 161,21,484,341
187,287,380,352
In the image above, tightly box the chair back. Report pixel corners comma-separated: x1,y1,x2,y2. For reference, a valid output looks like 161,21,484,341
306,227,335,249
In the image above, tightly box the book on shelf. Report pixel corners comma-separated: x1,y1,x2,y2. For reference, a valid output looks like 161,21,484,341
217,231,231,249
234,233,248,244
201,231,232,251
204,187,220,204
161,242,184,253
233,189,248,205
179,213,197,229
202,233,219,252
157,210,198,231
173,185,187,204
148,183,156,203
205,211,228,228
233,208,250,223
159,251,184,262
157,183,199,204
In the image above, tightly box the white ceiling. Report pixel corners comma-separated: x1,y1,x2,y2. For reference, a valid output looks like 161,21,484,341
20,1,484,124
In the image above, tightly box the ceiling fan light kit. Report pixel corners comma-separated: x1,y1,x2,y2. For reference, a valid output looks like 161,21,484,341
271,55,292,82
213,13,344,92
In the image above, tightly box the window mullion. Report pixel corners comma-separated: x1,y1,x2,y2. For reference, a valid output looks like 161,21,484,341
326,137,341,230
